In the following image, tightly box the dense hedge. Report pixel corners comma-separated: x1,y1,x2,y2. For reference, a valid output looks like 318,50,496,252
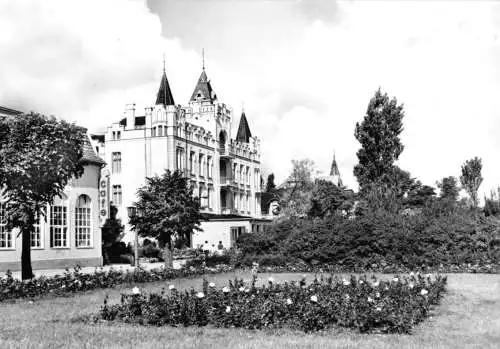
237,210,500,271
97,273,447,334
0,265,232,302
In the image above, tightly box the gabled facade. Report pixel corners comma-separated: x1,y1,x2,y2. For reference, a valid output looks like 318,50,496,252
92,64,268,249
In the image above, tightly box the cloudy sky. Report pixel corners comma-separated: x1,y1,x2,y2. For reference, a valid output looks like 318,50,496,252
1,0,500,196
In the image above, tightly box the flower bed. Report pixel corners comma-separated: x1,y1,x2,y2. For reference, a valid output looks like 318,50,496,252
97,273,447,334
0,265,233,302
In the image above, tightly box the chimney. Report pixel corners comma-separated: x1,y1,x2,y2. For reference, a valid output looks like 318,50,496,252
125,103,136,130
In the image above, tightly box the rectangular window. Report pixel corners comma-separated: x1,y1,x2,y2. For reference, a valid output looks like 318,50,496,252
240,165,245,183
112,185,122,206
240,194,244,211
75,206,91,247
198,154,204,177
50,205,68,248
246,166,250,184
230,226,246,245
176,148,184,171
207,187,211,208
0,203,13,249
112,131,116,140
207,156,213,178
112,152,121,174
116,131,121,140
31,212,43,248
152,127,157,137
158,125,163,137
190,152,195,175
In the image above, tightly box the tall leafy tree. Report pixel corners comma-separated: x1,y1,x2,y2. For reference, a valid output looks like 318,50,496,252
130,170,202,268
354,88,405,192
437,176,460,201
0,112,86,279
265,173,276,193
460,157,483,208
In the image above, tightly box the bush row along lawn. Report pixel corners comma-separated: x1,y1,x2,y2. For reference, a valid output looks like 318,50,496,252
96,273,447,334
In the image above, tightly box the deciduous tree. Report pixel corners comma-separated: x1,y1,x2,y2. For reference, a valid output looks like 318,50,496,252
460,157,483,208
354,89,405,192
130,170,202,268
0,112,86,279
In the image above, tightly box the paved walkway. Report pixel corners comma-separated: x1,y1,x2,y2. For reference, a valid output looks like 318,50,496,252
4,260,185,279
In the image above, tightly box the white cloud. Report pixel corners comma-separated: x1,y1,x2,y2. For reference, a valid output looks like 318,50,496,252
1,0,499,199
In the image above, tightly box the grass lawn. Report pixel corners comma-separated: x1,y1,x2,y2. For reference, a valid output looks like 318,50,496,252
0,271,499,349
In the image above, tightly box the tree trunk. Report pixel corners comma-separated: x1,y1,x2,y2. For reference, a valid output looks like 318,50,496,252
21,226,33,280
163,240,173,269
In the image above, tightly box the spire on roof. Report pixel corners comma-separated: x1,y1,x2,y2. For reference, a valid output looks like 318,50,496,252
190,69,217,103
155,59,175,106
330,152,343,187
236,111,252,143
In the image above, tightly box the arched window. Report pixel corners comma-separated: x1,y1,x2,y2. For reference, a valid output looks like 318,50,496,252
50,194,68,248
75,195,92,247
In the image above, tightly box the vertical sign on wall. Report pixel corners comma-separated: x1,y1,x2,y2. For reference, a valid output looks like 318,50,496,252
99,169,110,227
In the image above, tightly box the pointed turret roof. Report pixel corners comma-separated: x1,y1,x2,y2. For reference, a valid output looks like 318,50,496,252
190,69,217,103
330,153,343,187
236,112,252,143
155,70,175,106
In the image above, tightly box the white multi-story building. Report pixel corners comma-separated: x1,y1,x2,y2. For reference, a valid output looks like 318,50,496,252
92,65,269,249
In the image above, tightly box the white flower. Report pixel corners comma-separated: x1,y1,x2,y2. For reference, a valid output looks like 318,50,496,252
426,274,432,279
409,272,415,277
286,298,293,305
420,289,428,296
132,287,140,295
367,296,374,303
244,288,250,293
344,294,350,301
409,283,414,289
375,306,382,312
222,286,230,293
375,292,381,298
168,284,175,290
310,295,318,303
239,287,245,292
196,292,205,298
359,280,364,285
209,282,215,288
392,277,399,282
225,306,231,313
268,277,275,283
342,279,350,286
372,281,380,287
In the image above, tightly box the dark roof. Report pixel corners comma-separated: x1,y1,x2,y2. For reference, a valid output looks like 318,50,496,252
201,212,252,221
235,112,252,143
0,105,22,116
119,116,145,127
190,70,217,103
155,71,175,106
90,134,105,143
135,116,145,126
81,136,105,166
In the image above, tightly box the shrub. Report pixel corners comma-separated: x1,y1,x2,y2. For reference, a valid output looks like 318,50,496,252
236,209,500,271
97,273,447,334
